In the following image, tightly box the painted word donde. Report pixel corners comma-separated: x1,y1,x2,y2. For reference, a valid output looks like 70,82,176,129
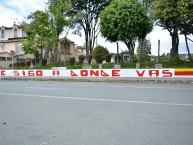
0,69,180,78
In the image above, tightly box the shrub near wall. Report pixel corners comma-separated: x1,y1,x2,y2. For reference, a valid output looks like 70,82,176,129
79,55,85,64
94,54,103,64
69,57,75,65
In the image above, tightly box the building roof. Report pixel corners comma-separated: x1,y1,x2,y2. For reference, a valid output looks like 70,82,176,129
59,37,74,44
0,23,21,29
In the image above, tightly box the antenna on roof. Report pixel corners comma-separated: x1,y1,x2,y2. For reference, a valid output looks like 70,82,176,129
9,17,18,26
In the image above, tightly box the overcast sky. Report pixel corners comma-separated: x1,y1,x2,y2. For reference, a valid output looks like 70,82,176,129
0,0,192,55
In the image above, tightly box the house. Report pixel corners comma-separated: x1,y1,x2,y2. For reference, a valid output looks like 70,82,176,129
0,23,33,68
0,23,87,68
76,45,87,57
59,37,87,63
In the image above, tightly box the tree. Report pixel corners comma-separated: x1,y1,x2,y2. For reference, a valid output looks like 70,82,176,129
138,0,154,63
48,0,73,63
152,0,182,59
100,0,153,62
69,0,112,62
92,45,109,57
137,38,151,62
178,0,193,61
93,45,109,63
21,11,57,64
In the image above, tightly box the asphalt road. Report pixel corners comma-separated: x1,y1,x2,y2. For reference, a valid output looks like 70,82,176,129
0,81,193,145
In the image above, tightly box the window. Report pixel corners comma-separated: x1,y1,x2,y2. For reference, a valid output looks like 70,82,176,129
22,30,26,37
0,57,6,61
14,28,17,38
1,29,4,39
15,43,23,54
7,57,12,61
0,43,3,49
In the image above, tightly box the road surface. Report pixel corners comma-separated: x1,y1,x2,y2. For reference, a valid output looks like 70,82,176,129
0,81,193,145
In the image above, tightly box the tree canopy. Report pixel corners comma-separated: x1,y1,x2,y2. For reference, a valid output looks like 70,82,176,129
21,10,57,62
48,0,73,36
100,0,153,62
69,0,112,61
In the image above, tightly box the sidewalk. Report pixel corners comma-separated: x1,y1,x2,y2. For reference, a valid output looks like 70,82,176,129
1,76,193,84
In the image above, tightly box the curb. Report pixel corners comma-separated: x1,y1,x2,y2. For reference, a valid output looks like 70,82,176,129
1,77,193,84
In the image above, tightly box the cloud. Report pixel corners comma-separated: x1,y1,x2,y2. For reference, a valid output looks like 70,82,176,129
0,0,47,26
0,5,23,26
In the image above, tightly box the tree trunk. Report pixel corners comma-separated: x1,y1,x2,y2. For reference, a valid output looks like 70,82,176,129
184,34,192,61
124,40,135,63
85,31,89,64
170,28,179,59
54,42,60,63
40,46,43,65
139,39,144,63
130,45,135,63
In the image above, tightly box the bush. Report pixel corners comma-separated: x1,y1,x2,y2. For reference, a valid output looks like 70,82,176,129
94,54,103,64
79,55,85,64
41,59,47,66
69,57,75,65
66,65,83,69
93,45,109,61
104,54,111,63
102,63,114,68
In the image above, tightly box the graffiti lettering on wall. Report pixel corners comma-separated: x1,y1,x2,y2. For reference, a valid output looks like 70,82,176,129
0,69,193,78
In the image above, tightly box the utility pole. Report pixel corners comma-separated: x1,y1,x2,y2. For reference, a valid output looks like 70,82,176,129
158,39,160,63
116,42,119,64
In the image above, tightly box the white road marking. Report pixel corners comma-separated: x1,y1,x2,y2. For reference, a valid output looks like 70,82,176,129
26,87,66,90
107,86,186,90
0,93,192,107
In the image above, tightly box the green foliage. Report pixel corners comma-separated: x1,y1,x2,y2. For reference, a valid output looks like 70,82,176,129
70,0,112,56
137,38,151,62
101,63,113,68
41,59,47,66
66,65,83,69
94,54,103,64
69,57,76,65
93,45,109,56
104,54,112,63
160,54,170,63
178,0,193,36
133,54,138,63
48,0,73,36
100,0,153,62
21,10,58,62
21,37,35,54
151,0,193,58
78,55,85,64
115,54,122,63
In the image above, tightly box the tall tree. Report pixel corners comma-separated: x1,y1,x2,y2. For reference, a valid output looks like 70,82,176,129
137,38,152,62
48,0,73,63
152,0,181,59
100,0,153,62
21,10,57,63
70,0,112,62
178,0,193,61
138,0,154,63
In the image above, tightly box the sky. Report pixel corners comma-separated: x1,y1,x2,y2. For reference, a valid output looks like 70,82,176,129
0,0,192,56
